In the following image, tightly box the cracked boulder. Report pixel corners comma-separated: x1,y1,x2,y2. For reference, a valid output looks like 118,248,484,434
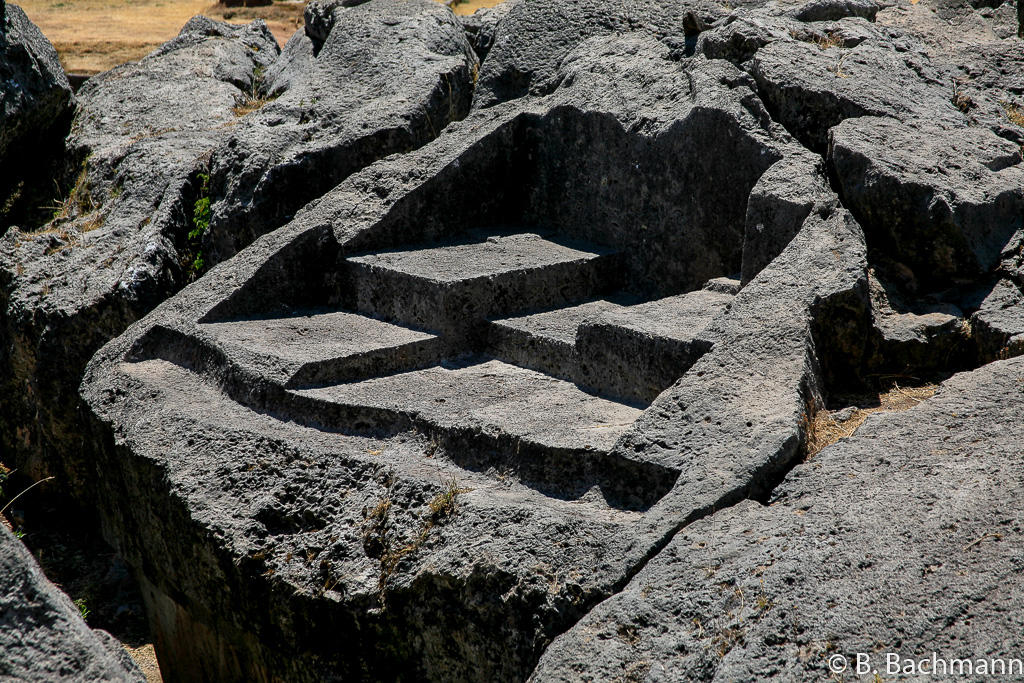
0,17,279,493
0,0,74,229
750,28,963,151
0,523,144,682
828,116,1024,288
74,35,877,682
972,277,1024,362
470,0,774,109
203,0,478,266
532,356,1024,681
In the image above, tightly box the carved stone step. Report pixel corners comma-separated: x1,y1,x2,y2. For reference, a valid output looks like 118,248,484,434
344,232,623,342
291,357,677,510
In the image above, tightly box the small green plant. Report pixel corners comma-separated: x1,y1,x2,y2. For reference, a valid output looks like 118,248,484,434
74,598,90,622
232,66,276,117
182,171,211,282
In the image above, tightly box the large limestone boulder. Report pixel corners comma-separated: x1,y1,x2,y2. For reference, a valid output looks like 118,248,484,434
0,17,280,491
0,0,74,228
203,0,478,265
0,0,71,161
829,117,1024,287
532,356,1024,681
0,523,144,682
80,35,854,681
471,0,762,109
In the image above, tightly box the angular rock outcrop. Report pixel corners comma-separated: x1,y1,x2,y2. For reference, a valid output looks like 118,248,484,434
532,356,1024,681
0,0,1020,679
749,28,962,152
0,523,144,682
204,0,478,265
829,117,1024,287
471,0,764,109
0,17,279,491
79,34,873,681
0,0,74,228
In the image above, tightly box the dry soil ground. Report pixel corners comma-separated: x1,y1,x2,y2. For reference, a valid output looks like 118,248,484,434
18,0,503,74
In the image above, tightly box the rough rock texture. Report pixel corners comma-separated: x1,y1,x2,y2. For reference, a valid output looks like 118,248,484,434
0,524,144,682
0,17,279,491
829,117,1024,287
972,277,1024,362
0,0,74,228
79,35,869,682
2,0,1023,678
0,0,71,161
532,356,1024,681
460,0,518,62
471,0,768,109
204,0,478,266
749,28,962,152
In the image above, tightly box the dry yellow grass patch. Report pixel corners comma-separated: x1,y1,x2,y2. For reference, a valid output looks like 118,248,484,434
806,383,938,458
1001,101,1024,128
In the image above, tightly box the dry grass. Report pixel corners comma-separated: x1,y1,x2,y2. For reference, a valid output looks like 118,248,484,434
805,383,938,458
20,0,504,75
789,28,843,50
1001,101,1024,128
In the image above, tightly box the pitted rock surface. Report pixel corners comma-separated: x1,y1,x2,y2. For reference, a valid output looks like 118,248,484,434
0,16,279,492
204,0,478,266
532,357,1024,681
0,0,1022,679
0,524,144,682
0,0,73,228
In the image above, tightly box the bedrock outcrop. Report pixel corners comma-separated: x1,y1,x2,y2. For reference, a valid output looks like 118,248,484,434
0,523,144,682
80,33,873,681
0,0,475,503
203,0,478,266
2,0,1023,678
532,356,1024,681
0,0,73,229
0,16,280,493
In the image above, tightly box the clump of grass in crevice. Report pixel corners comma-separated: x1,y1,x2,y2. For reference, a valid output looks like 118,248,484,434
789,28,843,50
232,66,277,117
362,475,470,605
804,383,938,459
951,78,974,114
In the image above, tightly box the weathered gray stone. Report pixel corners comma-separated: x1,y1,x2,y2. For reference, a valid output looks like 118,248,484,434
866,269,972,375
0,523,144,682
876,0,1018,52
972,277,1024,362
472,0,764,109
0,0,74,228
204,0,478,266
0,3,1012,680
828,116,1024,287
788,0,879,22
0,1,71,161
531,356,1024,681
461,0,518,62
79,35,842,681
942,38,1024,145
575,289,733,403
741,148,834,285
0,17,278,491
751,33,962,151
